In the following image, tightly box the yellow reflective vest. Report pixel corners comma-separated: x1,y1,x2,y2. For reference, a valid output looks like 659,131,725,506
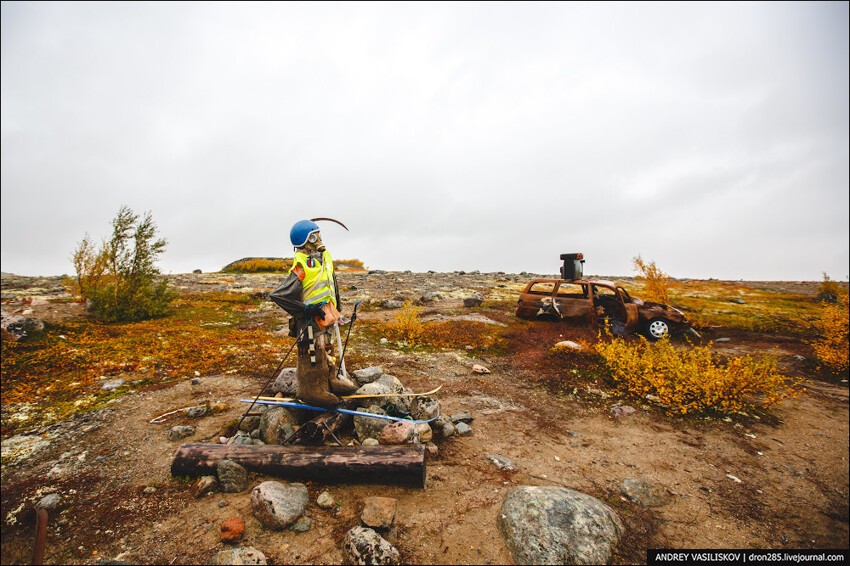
292,250,337,308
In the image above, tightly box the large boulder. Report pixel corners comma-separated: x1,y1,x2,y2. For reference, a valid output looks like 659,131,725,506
259,407,297,444
251,481,309,530
353,406,391,441
352,366,383,385
410,396,440,421
374,375,410,414
342,526,401,565
352,383,393,408
497,486,623,565
270,367,297,395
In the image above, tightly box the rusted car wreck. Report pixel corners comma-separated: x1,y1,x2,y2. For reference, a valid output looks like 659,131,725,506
516,253,697,340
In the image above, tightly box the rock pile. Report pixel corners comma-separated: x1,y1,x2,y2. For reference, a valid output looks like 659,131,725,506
221,366,472,450
184,366,472,564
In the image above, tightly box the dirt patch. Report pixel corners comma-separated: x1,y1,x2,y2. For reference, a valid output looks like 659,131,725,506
1,272,848,564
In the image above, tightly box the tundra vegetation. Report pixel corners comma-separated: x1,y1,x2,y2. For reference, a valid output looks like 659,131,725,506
221,257,366,274
2,261,847,436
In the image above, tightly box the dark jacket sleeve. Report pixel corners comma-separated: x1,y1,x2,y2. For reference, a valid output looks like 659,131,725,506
269,273,305,319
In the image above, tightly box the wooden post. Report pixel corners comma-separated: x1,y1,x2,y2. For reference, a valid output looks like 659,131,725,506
171,443,427,487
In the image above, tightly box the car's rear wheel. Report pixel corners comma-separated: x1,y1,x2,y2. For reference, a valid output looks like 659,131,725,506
644,318,669,341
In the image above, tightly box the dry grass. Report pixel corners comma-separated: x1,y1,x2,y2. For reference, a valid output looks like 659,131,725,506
1,291,292,435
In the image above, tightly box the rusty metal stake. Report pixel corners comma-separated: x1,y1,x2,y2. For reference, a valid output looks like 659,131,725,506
32,506,48,565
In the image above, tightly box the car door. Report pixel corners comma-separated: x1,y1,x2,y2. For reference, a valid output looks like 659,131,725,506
591,283,637,331
617,286,640,333
516,280,560,319
554,281,594,322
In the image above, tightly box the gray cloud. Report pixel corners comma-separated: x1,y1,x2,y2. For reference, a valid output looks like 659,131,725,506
2,2,847,280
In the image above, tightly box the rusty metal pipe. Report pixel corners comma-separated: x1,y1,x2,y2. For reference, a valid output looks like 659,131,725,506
31,506,47,565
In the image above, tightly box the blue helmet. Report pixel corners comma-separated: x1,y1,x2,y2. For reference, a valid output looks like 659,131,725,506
290,220,320,247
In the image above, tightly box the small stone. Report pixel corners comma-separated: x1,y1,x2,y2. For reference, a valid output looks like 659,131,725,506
553,340,583,351
220,517,245,544
441,422,456,438
291,516,312,533
424,442,439,457
486,454,517,472
211,547,267,565
463,293,484,307
609,404,636,418
415,422,432,443
361,496,397,529
191,377,201,385
101,379,125,391
450,412,474,424
455,422,473,436
379,421,418,445
317,491,335,509
168,425,195,440
217,459,248,493
342,526,401,565
239,416,261,433
715,337,731,343
143,486,157,494
251,481,309,530
218,501,228,508
193,476,219,498
186,406,208,418
361,438,380,446
620,478,672,507
36,493,61,511
472,364,491,374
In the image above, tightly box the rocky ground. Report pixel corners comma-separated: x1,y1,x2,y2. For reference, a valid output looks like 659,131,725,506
0,271,848,565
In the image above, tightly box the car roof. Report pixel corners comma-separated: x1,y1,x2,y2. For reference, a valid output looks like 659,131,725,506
525,278,624,287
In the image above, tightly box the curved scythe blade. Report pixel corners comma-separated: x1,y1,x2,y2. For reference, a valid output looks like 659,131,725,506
310,217,349,231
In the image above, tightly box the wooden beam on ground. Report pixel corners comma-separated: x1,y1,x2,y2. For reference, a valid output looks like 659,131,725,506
171,443,427,488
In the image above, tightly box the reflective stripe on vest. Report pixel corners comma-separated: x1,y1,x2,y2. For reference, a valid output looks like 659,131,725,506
292,250,337,308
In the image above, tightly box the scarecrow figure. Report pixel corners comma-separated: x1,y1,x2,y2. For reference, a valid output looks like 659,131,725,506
269,219,358,407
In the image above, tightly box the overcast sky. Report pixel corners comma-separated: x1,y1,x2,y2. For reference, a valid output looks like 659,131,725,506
2,2,848,281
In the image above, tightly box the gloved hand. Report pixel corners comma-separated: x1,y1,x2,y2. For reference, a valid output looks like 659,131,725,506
305,303,326,320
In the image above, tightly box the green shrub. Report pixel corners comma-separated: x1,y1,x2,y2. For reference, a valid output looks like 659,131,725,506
65,205,175,322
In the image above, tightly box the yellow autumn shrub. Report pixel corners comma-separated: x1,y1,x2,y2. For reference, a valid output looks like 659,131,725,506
633,255,670,304
810,292,849,374
597,337,799,415
388,300,424,344
222,258,293,273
